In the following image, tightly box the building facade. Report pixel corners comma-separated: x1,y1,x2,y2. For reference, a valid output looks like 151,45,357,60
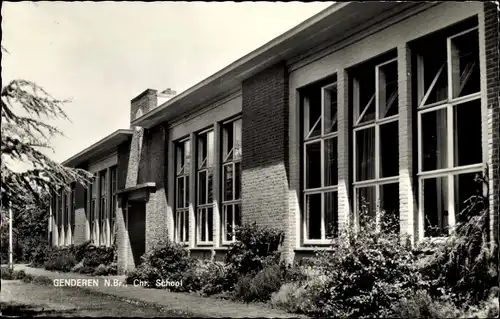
49,2,499,274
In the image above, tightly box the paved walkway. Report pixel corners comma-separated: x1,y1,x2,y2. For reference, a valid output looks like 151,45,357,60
14,265,298,318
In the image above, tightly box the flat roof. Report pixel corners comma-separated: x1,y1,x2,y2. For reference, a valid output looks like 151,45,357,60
62,129,133,167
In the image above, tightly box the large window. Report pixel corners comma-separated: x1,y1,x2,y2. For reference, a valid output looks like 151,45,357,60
351,54,400,231
71,184,75,245
175,138,191,244
196,129,214,245
413,19,482,237
302,80,338,243
99,170,107,246
221,118,242,243
90,175,97,244
110,166,118,245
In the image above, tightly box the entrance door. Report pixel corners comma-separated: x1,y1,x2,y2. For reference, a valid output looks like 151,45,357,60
127,201,146,267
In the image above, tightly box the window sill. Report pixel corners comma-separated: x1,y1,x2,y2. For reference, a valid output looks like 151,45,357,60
295,246,334,253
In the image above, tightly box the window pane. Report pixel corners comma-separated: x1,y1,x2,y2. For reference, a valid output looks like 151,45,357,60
185,178,190,207
422,108,448,171
421,57,448,106
225,205,233,241
324,192,338,239
234,119,242,159
356,127,375,181
323,85,338,134
305,193,322,240
198,133,207,168
207,131,214,168
235,162,241,200
223,123,234,161
176,144,184,173
235,204,241,230
304,87,322,138
184,211,189,242
355,70,375,123
200,208,206,242
454,100,482,167
176,177,184,208
207,171,213,203
357,186,376,226
378,60,398,118
223,165,233,201
454,172,482,224
184,141,191,174
380,183,400,232
451,29,480,98
207,207,214,242
324,138,338,186
198,171,207,205
423,177,449,237
305,142,321,189
380,121,399,178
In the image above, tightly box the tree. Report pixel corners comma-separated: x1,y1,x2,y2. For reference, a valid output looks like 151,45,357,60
1,47,92,211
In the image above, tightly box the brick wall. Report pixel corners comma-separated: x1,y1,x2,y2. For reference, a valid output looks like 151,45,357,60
73,182,87,245
241,62,290,257
130,89,158,123
144,124,168,251
484,2,499,245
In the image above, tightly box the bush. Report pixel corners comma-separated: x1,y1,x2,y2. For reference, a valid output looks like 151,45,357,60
224,223,284,290
233,263,283,302
270,282,307,313
283,211,422,318
30,244,55,267
417,172,498,306
0,268,27,280
43,248,77,272
125,239,194,288
390,290,462,318
172,259,230,295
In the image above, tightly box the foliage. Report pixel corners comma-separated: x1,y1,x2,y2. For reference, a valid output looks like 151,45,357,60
1,78,92,209
43,248,77,272
389,290,462,318
417,171,498,305
92,263,117,276
224,223,284,289
276,210,422,318
170,259,231,295
0,267,27,280
233,263,284,302
125,239,194,288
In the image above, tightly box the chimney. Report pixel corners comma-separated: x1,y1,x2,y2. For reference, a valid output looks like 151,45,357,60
130,89,158,123
157,88,177,106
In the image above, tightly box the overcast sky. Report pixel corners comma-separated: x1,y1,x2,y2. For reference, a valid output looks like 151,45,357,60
2,1,332,168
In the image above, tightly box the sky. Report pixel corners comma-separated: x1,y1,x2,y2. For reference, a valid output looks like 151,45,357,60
2,1,332,170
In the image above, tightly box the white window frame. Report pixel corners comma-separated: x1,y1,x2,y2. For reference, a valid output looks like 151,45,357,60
303,82,339,244
175,138,190,245
352,58,400,231
196,128,215,246
416,27,482,240
110,166,118,246
221,118,242,245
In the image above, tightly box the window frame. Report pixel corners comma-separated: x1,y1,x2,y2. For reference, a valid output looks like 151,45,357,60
351,57,400,232
416,26,483,239
175,137,191,245
110,166,118,246
196,128,215,246
302,81,339,245
221,117,242,245
99,170,108,246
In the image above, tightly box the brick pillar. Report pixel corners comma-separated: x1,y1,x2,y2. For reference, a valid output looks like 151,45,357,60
337,69,352,231
483,2,499,245
397,44,417,244
241,62,290,259
95,174,101,246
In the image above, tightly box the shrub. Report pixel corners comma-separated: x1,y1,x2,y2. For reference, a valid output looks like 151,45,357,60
1,266,14,280
233,263,283,302
30,244,55,267
390,290,462,318
172,259,230,295
270,282,307,313
43,248,77,272
224,223,284,290
81,245,115,269
285,210,422,318
417,172,498,306
125,239,194,288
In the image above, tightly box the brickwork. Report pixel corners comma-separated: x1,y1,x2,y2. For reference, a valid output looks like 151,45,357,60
73,182,88,245
130,89,158,123
241,62,290,258
484,2,499,245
